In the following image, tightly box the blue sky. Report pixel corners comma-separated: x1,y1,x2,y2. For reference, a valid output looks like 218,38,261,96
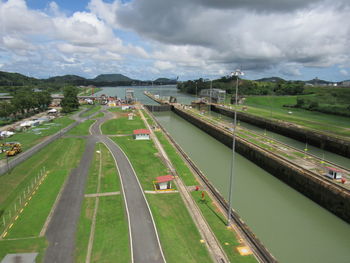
1,0,350,81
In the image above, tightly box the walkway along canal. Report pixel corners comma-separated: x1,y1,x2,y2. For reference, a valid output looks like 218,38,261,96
152,110,350,263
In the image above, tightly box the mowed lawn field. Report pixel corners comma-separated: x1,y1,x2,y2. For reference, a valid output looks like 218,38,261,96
242,95,350,138
0,137,86,261
101,111,146,135
75,143,130,263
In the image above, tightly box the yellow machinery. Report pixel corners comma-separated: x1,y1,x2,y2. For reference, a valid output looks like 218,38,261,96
0,142,22,156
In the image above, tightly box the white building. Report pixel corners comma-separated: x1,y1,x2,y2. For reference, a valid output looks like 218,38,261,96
200,88,226,103
155,175,174,190
128,113,134,120
133,129,150,140
324,167,343,180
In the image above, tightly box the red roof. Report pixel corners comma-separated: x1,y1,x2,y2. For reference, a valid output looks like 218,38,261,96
325,166,343,173
156,175,173,183
133,129,150,135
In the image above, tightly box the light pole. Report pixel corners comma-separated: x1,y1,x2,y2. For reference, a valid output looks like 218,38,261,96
227,69,244,226
209,80,213,115
195,81,198,100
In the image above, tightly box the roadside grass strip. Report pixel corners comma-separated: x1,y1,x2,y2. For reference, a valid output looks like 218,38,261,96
80,105,102,118
1,138,86,239
141,109,156,126
191,191,257,263
75,197,95,263
101,114,146,135
93,112,105,119
5,170,66,238
155,131,198,186
147,194,211,263
99,144,120,193
75,142,129,262
0,116,74,160
0,237,47,262
91,195,130,263
111,137,168,190
67,119,96,136
107,107,132,113
0,138,85,222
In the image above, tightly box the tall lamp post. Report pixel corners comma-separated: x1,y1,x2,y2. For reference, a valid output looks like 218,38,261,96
227,69,244,226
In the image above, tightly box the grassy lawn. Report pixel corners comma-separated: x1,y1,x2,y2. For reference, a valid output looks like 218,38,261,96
91,195,130,263
99,144,120,193
75,197,95,263
192,191,257,263
67,119,95,136
0,138,86,236
101,115,145,135
93,112,104,119
108,107,132,113
75,142,129,262
147,194,211,263
243,96,350,138
0,116,74,161
80,105,102,118
112,136,168,190
155,131,198,186
0,237,47,262
141,109,156,126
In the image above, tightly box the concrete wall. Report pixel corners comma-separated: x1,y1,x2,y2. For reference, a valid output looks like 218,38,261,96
211,105,350,158
173,107,350,223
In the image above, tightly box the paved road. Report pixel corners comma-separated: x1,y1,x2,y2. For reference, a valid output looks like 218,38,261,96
101,136,165,263
0,108,91,175
44,137,97,263
44,107,165,263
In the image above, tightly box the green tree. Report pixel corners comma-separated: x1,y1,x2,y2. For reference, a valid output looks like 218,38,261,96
61,86,79,113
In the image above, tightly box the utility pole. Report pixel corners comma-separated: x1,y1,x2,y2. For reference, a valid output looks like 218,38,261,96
227,69,244,226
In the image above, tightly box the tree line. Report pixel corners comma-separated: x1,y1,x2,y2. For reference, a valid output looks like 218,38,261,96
0,90,52,120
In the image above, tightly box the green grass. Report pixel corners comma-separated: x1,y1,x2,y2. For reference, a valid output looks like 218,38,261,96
112,136,168,190
191,191,257,263
0,116,74,160
2,138,86,238
67,119,95,136
108,107,132,113
80,105,102,118
91,195,130,263
155,131,198,186
147,194,211,263
93,112,104,119
75,143,129,262
242,96,350,138
0,237,47,262
101,115,146,135
75,197,95,263
142,109,156,126
99,144,120,193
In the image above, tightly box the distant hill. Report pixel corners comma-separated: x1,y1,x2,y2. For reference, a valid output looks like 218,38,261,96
93,74,132,82
154,77,177,84
255,77,285,82
0,71,38,86
45,75,86,83
305,78,331,85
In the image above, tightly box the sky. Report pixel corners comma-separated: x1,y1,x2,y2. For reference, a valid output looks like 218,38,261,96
0,0,350,81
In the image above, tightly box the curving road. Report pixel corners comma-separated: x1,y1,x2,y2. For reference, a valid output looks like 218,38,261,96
44,107,165,263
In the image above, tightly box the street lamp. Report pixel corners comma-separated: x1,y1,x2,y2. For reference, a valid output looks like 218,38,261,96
209,80,213,115
195,81,198,100
227,69,244,226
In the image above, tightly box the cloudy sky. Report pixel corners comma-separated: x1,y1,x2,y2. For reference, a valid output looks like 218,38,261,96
0,0,350,81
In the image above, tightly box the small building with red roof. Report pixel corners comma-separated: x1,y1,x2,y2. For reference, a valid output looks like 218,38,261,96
154,175,174,190
133,129,150,140
324,166,343,180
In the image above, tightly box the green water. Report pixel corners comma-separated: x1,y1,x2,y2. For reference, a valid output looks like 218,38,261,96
154,111,350,263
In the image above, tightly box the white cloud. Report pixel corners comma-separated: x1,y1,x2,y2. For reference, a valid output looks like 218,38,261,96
340,69,348,76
